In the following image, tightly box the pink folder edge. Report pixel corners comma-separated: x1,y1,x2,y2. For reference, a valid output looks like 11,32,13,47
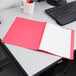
70,30,74,60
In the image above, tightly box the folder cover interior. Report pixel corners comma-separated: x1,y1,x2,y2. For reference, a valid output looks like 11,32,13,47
2,17,74,59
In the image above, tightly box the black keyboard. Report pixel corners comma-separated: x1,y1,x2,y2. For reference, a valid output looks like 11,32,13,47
45,1,76,25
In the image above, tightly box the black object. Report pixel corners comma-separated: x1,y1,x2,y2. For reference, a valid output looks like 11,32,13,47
45,1,76,26
74,50,76,62
0,39,28,76
47,0,67,6
38,0,45,2
0,46,10,68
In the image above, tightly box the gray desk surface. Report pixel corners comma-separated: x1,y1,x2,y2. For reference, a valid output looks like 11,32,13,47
0,1,76,76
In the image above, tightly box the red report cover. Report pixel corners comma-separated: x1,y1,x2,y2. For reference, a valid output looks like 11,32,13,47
2,17,74,59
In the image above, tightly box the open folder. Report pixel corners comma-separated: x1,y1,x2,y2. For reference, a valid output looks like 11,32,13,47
2,17,74,59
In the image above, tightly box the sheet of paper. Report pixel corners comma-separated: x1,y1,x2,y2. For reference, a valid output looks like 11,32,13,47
39,23,74,59
2,17,46,50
